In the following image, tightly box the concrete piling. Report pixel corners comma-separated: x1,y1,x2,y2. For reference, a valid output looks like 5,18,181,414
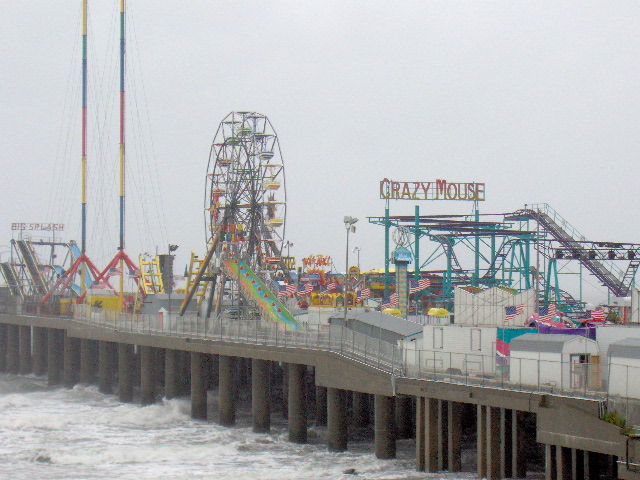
32,326,47,376
251,358,270,433
6,324,19,374
0,324,7,372
63,333,80,388
288,363,307,444
219,355,236,426
18,325,32,374
140,346,157,406
98,341,116,394
164,348,180,399
47,328,64,385
374,394,396,459
80,339,98,384
118,343,134,402
327,387,347,452
191,352,208,420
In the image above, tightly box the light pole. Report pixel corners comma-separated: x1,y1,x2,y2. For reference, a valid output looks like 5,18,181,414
353,247,361,271
343,216,358,325
284,240,294,270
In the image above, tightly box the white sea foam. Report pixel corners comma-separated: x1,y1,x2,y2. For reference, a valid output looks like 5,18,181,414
0,373,479,480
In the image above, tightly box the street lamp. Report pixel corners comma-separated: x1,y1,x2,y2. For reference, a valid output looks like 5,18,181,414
283,240,294,271
353,246,361,271
343,216,358,324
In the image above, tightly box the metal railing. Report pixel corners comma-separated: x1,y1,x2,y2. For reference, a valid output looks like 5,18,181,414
5,302,640,424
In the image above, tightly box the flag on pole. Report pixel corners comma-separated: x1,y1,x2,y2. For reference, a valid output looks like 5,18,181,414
278,285,288,297
109,267,123,275
357,288,370,301
539,304,557,322
381,293,399,309
325,282,337,292
409,278,430,294
504,306,517,322
591,307,606,321
303,283,314,295
515,304,524,315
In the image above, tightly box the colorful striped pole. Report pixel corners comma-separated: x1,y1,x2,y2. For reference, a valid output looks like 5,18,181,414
118,0,126,308
119,0,125,252
81,0,88,295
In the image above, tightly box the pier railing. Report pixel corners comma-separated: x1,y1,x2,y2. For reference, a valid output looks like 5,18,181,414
4,302,640,425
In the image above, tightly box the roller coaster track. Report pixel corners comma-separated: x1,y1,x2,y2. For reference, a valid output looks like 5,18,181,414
12,240,47,296
519,204,635,297
0,263,24,299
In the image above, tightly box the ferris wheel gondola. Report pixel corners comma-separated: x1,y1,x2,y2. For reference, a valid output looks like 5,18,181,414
204,111,287,263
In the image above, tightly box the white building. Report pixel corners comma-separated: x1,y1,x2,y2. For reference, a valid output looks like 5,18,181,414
509,334,600,391
402,324,498,377
594,325,640,381
607,338,640,399
453,286,536,326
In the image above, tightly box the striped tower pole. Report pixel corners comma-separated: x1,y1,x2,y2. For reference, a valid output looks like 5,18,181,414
118,0,126,309
80,0,88,295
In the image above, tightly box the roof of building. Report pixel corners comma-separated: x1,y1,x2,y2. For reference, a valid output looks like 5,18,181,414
608,338,640,359
510,333,593,354
329,309,423,338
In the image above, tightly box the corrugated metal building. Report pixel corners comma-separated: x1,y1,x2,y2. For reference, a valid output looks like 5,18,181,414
510,333,599,391
607,338,640,398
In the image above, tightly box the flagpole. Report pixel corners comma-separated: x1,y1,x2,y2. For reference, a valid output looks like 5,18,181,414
80,0,88,295
118,0,126,310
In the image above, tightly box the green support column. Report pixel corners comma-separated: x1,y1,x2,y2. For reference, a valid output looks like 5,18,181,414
384,201,390,296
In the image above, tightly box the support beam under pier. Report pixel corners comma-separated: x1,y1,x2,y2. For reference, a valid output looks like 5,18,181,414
118,343,134,403
80,339,98,384
219,355,236,426
47,328,64,386
374,394,396,459
63,333,80,388
191,352,208,420
98,341,116,394
6,324,19,374
327,387,347,452
252,359,270,433
140,346,158,406
19,325,32,375
32,326,47,376
288,363,307,444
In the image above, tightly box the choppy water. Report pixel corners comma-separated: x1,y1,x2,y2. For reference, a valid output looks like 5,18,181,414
0,374,478,480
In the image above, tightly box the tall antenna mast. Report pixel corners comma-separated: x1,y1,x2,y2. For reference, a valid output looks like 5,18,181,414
118,0,126,307
80,0,88,294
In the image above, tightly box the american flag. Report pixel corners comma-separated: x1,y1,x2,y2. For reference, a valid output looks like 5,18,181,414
357,288,371,301
409,278,430,294
591,307,606,321
278,283,297,297
515,304,524,315
381,293,398,309
325,282,337,292
129,268,141,278
539,303,557,322
303,283,314,295
109,267,123,275
504,306,517,322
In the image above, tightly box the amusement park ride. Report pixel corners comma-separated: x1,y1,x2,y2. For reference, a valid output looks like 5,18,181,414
0,5,637,320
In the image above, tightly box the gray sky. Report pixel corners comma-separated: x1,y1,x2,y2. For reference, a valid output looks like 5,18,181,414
1,1,638,305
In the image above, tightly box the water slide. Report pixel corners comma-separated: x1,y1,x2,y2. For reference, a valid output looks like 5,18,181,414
222,259,301,331
13,240,47,295
0,262,24,299
69,243,93,289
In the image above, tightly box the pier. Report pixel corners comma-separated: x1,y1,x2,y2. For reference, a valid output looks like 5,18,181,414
0,305,637,480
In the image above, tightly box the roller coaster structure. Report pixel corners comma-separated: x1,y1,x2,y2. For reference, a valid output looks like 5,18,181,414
369,203,639,312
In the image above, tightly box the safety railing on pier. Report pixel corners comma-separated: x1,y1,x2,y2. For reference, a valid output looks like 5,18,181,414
4,302,640,425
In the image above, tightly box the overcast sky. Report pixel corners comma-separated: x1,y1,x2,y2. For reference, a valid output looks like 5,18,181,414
1,1,638,305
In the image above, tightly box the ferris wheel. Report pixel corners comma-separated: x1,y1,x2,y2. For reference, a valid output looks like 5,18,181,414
205,111,287,264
